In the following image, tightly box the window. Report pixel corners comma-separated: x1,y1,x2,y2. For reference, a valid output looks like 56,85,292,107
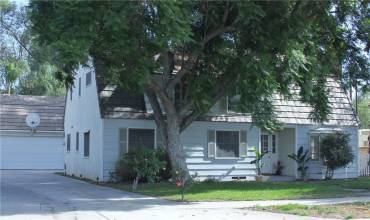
216,130,239,158
86,72,92,86
76,132,79,152
128,128,155,150
66,134,71,152
310,135,320,160
227,95,241,113
272,134,276,154
70,87,73,100
261,134,269,153
78,77,81,97
84,131,90,157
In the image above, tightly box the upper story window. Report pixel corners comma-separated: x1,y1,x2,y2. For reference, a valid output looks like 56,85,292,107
69,87,73,100
86,72,92,86
78,78,81,97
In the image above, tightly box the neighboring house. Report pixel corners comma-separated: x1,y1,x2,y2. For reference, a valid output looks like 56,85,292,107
0,95,65,169
359,129,370,156
359,129,370,176
64,63,359,181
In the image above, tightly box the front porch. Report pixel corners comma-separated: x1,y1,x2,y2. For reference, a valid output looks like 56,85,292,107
261,127,297,179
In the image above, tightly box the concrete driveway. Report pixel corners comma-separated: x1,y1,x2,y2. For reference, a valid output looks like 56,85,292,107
1,170,329,220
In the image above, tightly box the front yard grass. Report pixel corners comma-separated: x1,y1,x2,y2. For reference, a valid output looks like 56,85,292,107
253,202,370,219
104,177,370,201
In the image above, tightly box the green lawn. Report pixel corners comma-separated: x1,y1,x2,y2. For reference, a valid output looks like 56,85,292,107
104,177,370,201
253,203,370,219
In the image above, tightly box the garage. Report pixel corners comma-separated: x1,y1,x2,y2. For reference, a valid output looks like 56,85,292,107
0,95,65,170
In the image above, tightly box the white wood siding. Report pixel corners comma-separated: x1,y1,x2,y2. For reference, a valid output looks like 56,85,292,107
64,63,104,181
296,124,358,179
102,120,258,181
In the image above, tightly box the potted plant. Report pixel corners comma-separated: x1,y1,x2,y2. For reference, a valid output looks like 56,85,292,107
288,146,310,181
274,160,284,176
250,146,268,182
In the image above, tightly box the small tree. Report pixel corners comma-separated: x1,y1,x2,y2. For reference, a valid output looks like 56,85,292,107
117,148,167,191
250,146,266,176
320,132,354,179
288,146,310,181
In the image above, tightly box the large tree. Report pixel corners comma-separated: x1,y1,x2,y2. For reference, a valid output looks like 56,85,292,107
0,0,65,95
29,1,369,180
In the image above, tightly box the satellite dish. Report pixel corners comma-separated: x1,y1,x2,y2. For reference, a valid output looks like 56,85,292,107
26,113,40,129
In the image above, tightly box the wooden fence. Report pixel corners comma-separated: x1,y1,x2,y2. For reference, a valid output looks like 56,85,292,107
359,154,370,176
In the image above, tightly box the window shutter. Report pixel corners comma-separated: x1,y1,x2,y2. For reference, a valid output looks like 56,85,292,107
119,128,127,157
156,129,163,149
239,130,247,157
207,130,215,158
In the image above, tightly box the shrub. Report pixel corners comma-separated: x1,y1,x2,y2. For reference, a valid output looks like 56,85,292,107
116,147,167,190
320,132,354,179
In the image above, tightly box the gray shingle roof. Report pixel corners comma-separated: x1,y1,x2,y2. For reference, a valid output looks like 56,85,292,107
0,95,65,131
95,74,358,126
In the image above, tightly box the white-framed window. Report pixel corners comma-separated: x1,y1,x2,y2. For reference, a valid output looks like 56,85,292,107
207,130,247,159
84,131,90,157
261,134,269,153
216,130,239,158
76,132,79,152
78,77,81,97
66,134,71,152
86,71,92,86
128,128,155,150
272,134,276,154
119,128,155,157
310,135,321,160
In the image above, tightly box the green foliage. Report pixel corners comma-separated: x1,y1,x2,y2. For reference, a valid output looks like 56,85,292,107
16,63,65,96
320,132,354,179
116,148,167,190
358,93,370,128
250,146,266,175
29,1,370,129
288,146,310,180
1,1,65,95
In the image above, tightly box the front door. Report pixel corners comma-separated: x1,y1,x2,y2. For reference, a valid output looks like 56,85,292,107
261,133,278,174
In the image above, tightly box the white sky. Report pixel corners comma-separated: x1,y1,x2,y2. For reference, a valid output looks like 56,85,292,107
12,0,29,7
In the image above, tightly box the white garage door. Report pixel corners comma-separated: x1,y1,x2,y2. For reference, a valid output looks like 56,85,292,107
0,135,64,169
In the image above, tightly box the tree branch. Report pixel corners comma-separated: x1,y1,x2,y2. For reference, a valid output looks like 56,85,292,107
179,76,236,132
148,78,176,114
145,87,168,143
0,19,32,58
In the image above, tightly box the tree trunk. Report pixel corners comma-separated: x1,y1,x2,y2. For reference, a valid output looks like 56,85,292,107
165,114,191,181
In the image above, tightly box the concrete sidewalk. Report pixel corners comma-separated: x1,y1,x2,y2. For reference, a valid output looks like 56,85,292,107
2,170,368,220
186,195,370,209
0,170,326,220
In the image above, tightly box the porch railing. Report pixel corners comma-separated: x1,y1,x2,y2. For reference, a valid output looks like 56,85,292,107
359,154,370,176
